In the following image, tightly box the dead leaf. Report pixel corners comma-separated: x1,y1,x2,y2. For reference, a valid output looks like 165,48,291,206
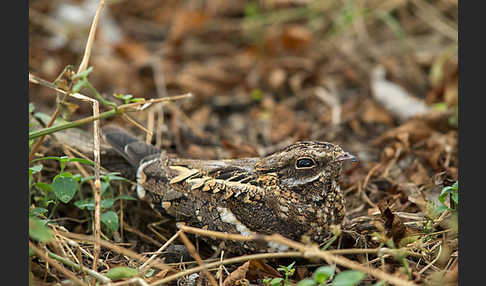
373,119,434,146
222,261,250,286
271,104,296,143
114,40,150,65
168,10,208,44
280,25,313,52
377,200,406,244
361,99,394,125
246,259,282,281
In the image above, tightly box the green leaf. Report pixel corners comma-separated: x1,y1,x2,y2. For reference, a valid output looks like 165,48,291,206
52,175,78,203
296,279,317,286
144,268,155,278
71,80,86,94
105,266,138,280
115,195,137,201
270,278,283,286
29,217,53,242
30,207,48,217
435,205,448,215
278,261,296,273
313,266,335,283
451,192,458,204
101,211,119,232
101,181,111,196
71,66,94,79
34,182,52,193
29,165,43,176
74,198,115,210
29,103,35,113
331,270,365,286
66,157,94,166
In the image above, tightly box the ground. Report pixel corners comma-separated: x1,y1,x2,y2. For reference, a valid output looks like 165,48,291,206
29,1,458,285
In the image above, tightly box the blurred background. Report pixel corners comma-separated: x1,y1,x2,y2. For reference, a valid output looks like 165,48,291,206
29,0,458,283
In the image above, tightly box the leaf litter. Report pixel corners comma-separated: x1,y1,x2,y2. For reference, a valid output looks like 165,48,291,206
29,0,458,285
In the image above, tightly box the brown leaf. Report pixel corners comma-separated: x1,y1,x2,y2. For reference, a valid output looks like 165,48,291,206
280,25,313,52
168,10,208,44
361,99,393,125
271,104,296,143
373,119,434,146
114,40,150,65
246,259,282,281
222,261,250,286
377,200,406,244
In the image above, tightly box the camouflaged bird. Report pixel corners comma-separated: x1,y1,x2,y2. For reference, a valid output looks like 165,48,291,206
102,126,355,253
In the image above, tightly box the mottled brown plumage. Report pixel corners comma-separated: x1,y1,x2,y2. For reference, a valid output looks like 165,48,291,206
102,126,355,253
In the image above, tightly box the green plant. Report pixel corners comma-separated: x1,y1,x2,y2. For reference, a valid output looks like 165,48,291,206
263,261,296,286
296,265,366,286
437,181,458,212
29,150,135,236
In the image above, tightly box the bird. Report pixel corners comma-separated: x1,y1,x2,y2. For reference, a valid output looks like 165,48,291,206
102,126,356,253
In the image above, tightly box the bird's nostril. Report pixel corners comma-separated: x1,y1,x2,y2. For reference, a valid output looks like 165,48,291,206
336,152,357,162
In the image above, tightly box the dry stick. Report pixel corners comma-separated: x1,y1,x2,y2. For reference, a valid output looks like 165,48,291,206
30,242,89,286
73,0,105,274
29,109,61,162
58,231,173,272
418,244,442,275
92,99,102,272
46,249,111,284
29,71,73,162
177,224,418,286
28,92,192,140
123,221,163,247
151,252,304,286
139,230,182,273
122,113,153,137
77,0,104,74
179,232,219,286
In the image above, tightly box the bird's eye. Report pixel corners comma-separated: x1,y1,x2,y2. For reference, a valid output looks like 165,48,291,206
296,158,315,169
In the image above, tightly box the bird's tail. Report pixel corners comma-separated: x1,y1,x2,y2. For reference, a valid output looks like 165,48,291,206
102,126,160,167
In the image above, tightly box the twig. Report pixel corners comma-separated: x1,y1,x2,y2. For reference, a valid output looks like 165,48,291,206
30,241,89,286
418,244,442,275
179,231,218,286
122,113,153,137
139,230,182,273
57,231,173,272
77,0,105,74
92,99,102,272
28,92,192,140
176,224,419,286
151,252,304,286
123,221,163,247
46,250,111,284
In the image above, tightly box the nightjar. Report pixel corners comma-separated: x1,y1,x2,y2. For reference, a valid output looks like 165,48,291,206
102,126,355,253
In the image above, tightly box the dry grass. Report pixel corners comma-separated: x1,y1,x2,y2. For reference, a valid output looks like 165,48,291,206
29,0,458,285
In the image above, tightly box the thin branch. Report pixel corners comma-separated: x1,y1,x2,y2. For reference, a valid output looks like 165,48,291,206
176,224,419,286
179,232,218,286
139,230,181,273
57,231,173,272
150,252,304,286
77,0,105,74
46,249,111,284
30,241,89,286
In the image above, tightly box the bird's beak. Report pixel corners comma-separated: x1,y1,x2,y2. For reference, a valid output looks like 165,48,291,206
336,152,358,163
